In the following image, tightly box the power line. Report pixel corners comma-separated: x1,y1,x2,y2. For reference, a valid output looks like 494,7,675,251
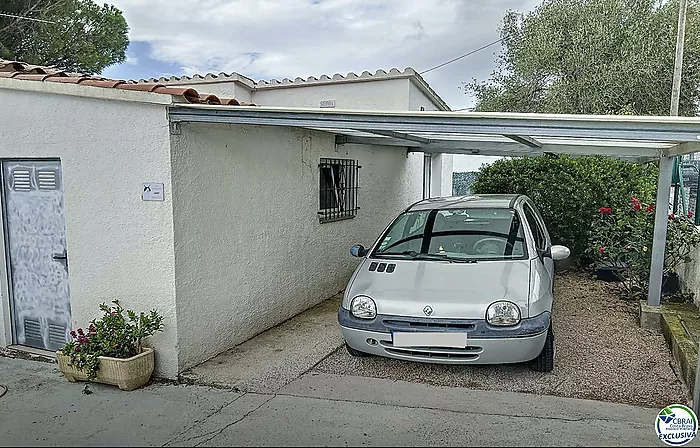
0,12,55,24
419,38,505,75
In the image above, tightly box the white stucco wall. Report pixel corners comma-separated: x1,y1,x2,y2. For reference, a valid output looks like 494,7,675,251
0,89,179,378
429,153,454,198
408,81,440,112
169,122,422,370
251,78,410,110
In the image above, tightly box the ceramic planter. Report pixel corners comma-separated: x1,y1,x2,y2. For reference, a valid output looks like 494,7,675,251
56,347,154,391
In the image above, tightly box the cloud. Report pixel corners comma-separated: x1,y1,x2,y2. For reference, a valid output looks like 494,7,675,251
108,0,542,109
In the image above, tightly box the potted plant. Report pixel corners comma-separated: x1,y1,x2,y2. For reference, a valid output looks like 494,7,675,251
57,300,164,394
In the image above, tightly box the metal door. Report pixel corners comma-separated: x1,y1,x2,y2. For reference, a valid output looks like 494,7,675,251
3,161,71,351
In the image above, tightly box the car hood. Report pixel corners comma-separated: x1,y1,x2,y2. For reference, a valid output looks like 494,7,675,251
347,258,531,319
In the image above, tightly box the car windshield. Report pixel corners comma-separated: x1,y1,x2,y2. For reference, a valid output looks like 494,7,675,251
372,207,528,262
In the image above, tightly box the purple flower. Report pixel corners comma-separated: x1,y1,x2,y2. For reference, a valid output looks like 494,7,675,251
75,346,81,352
77,328,84,336
70,331,76,338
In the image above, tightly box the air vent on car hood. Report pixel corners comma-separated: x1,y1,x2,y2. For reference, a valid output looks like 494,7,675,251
368,262,395,273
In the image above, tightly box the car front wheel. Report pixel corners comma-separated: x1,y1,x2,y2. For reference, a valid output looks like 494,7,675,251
530,326,555,372
345,342,371,357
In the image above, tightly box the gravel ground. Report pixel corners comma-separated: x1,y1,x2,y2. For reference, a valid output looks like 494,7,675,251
313,269,689,408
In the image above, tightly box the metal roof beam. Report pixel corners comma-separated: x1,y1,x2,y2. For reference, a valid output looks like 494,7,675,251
664,142,700,157
503,134,542,148
337,135,423,147
338,134,662,159
362,130,433,144
169,106,700,143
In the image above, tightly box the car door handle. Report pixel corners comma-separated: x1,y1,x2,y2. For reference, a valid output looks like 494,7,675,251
52,252,68,269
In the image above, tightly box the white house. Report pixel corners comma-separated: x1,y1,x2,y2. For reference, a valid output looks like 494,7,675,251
0,60,451,378
137,67,454,199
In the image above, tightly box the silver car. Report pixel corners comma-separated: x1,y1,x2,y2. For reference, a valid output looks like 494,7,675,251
338,194,570,372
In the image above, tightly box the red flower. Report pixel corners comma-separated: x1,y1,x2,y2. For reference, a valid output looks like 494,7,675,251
646,205,656,213
599,207,612,215
670,214,675,220
689,212,694,218
631,197,641,211
599,246,605,254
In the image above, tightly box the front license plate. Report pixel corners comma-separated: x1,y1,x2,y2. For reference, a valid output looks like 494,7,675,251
392,332,468,348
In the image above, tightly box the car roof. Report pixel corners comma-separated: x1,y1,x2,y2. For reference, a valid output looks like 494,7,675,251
406,194,524,211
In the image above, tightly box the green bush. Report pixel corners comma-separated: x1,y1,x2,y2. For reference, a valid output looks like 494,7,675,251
589,198,700,298
472,155,659,259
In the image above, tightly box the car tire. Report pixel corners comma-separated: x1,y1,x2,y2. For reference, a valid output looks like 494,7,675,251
530,326,555,372
345,342,371,357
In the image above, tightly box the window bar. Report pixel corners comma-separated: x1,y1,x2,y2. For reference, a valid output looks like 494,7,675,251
349,159,354,214
353,160,357,215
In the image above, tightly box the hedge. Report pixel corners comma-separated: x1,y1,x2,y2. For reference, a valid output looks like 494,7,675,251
471,155,659,259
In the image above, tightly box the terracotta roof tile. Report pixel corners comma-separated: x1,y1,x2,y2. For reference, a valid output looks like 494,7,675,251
78,79,126,88
0,59,252,106
45,75,91,84
153,86,199,102
13,73,65,81
116,83,164,92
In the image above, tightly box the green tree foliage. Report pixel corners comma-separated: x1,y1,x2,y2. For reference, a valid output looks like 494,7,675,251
467,0,700,116
471,155,659,258
0,0,129,74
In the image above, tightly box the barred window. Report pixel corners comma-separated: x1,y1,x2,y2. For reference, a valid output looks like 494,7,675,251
318,158,360,222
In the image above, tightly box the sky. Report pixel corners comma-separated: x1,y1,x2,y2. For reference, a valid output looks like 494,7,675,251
102,0,543,172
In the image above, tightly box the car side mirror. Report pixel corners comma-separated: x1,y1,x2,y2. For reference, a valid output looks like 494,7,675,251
537,245,571,262
550,245,571,261
350,244,367,258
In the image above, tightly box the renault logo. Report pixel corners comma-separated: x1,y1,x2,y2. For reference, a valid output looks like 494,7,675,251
423,305,433,316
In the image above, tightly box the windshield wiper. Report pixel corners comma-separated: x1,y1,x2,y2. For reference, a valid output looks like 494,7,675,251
377,251,477,263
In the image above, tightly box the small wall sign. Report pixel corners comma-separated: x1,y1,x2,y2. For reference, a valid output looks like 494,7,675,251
320,99,336,108
142,183,164,201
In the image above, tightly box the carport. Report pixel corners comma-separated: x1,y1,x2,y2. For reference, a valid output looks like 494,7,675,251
168,105,700,308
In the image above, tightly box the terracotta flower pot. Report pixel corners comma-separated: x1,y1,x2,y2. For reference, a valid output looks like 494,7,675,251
56,347,154,391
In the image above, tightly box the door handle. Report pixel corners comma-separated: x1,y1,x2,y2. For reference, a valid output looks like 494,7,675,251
52,252,68,269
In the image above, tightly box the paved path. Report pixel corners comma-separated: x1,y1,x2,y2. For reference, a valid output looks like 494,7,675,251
180,294,343,393
0,356,688,447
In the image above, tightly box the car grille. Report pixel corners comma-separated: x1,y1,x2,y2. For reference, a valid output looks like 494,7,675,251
380,340,482,360
382,319,476,332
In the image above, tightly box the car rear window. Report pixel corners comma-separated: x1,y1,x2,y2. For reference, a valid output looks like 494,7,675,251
373,208,528,262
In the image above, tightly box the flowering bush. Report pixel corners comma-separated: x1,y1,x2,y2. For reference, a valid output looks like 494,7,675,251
588,196,700,298
60,300,164,394
472,155,658,259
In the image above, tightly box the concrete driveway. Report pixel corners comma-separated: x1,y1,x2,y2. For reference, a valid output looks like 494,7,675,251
0,356,680,447
180,271,687,408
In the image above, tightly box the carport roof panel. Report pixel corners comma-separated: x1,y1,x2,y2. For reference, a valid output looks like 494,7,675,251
167,104,700,157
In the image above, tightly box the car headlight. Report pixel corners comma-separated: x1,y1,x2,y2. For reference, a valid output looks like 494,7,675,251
351,295,377,319
486,301,521,326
